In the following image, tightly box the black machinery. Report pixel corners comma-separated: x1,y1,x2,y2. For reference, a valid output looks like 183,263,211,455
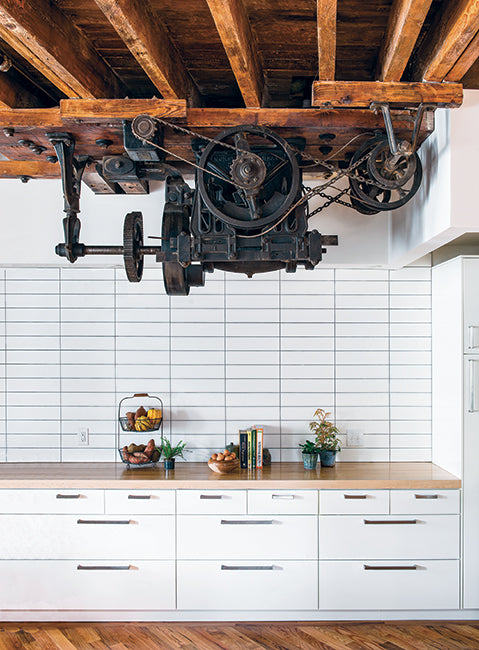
50,107,425,295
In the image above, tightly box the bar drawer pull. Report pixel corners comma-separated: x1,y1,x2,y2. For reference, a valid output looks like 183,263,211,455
56,494,81,499
127,495,152,500
363,565,418,571
363,519,417,525
200,495,223,500
77,565,132,571
344,494,368,499
220,519,273,525
77,519,131,525
272,494,294,499
221,565,274,571
414,494,438,499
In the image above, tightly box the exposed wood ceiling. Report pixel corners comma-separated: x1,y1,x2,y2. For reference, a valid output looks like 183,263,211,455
0,0,475,184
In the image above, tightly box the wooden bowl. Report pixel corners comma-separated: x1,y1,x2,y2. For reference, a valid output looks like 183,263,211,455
207,458,240,474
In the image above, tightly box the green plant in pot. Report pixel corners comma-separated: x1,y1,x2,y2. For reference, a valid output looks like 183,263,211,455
159,436,189,470
299,439,320,470
309,408,341,467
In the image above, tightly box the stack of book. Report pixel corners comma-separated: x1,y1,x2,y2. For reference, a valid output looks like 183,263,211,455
238,427,264,469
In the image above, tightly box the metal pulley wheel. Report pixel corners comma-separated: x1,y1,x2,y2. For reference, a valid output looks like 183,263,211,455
349,136,422,213
197,124,300,231
123,211,144,282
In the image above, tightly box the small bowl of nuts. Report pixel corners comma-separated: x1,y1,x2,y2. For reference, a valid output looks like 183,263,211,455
208,450,240,474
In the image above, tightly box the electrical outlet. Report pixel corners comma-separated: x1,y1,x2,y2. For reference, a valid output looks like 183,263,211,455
78,428,89,446
347,431,363,447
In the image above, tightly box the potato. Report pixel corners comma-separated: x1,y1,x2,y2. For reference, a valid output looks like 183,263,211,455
135,406,147,420
211,453,218,460
224,455,233,461
216,453,225,461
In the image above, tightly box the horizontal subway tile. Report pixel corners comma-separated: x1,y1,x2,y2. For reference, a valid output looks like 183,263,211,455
226,406,279,420
390,267,430,281
390,379,431,392
6,336,60,350
390,448,431,462
335,379,389,393
116,294,170,309
389,365,431,379
170,309,224,323
115,322,169,337
336,420,389,434
336,337,389,351
172,392,225,407
390,406,431,420
390,337,431,351
7,448,61,462
280,322,334,337
60,280,114,294
336,309,388,323
335,294,389,309
336,448,389,462
335,323,388,337
281,405,334,420
335,281,388,295
227,294,279,309
116,308,169,323
172,365,224,379
390,420,431,434
280,378,334,393
61,350,115,365
280,268,334,282
390,434,431,448
60,268,114,281
336,405,389,420
335,269,388,281
281,294,334,310
226,337,278,351
7,419,60,434
281,392,334,407
226,365,279,379
7,434,61,448
226,393,280,407
336,350,389,365
6,308,59,322
117,350,170,365
389,351,431,365
62,308,114,322
390,295,431,309
226,350,279,365
281,337,334,351
389,281,430,295
390,323,431,337
172,350,224,365
336,365,389,379
6,294,59,308
390,393,431,407
116,336,169,351
280,280,334,295
281,350,334,365
336,392,389,407
62,294,114,309
281,365,334,379
280,309,334,323
61,322,114,337
7,269,59,280
6,350,60,364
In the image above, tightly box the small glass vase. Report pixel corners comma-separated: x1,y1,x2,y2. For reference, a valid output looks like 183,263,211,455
302,452,319,470
163,458,175,470
319,450,337,467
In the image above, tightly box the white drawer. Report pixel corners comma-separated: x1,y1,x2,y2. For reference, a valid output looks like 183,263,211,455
177,515,317,560
319,515,460,560
0,489,104,514
319,560,459,610
105,489,175,514
390,490,460,514
178,560,317,610
0,515,175,560
0,560,175,610
319,490,389,515
248,490,318,515
177,490,247,514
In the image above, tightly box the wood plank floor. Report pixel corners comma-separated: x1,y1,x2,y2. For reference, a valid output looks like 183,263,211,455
0,622,478,650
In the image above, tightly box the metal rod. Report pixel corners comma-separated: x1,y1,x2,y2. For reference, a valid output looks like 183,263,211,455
379,104,398,155
83,246,161,255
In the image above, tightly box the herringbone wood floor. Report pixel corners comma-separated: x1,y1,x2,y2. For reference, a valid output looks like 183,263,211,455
0,622,478,650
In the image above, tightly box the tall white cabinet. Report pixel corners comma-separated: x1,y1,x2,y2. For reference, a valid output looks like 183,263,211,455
432,256,479,609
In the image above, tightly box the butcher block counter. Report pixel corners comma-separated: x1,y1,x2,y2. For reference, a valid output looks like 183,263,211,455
0,461,460,489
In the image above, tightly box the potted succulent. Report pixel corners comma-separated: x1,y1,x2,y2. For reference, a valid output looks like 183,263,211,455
159,435,189,470
298,439,320,470
309,408,341,467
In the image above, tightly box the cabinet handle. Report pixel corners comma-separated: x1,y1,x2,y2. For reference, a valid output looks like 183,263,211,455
77,565,132,571
127,495,152,500
363,519,417,525
77,519,132,525
200,495,223,500
221,565,274,571
469,359,478,413
363,565,418,571
344,494,368,499
414,494,438,499
272,494,294,499
220,519,273,525
56,494,81,499
468,325,478,349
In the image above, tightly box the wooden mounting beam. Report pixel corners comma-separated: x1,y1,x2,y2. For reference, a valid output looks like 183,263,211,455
92,0,198,103
0,160,60,179
206,0,264,108
311,81,463,107
60,98,187,123
0,0,122,99
317,0,337,81
377,0,433,81
445,29,479,81
415,0,479,82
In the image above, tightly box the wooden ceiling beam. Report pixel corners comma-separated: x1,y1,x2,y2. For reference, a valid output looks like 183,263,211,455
206,0,264,108
317,0,337,81
377,0,433,81
0,161,60,179
60,98,187,123
311,81,463,107
415,0,479,82
0,0,122,99
92,0,198,104
445,29,479,81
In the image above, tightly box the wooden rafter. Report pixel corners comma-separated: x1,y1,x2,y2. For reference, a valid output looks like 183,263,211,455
311,81,463,107
0,161,60,179
92,0,197,103
60,98,187,123
415,0,479,82
206,0,264,108
445,29,479,81
377,0,433,81
317,0,337,81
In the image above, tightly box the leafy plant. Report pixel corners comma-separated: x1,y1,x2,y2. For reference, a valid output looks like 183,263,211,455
159,436,189,460
299,439,319,454
309,408,341,452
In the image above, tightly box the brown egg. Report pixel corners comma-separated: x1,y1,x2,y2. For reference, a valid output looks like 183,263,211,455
216,453,225,461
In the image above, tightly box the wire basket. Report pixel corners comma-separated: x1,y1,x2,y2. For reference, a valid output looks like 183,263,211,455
117,393,163,468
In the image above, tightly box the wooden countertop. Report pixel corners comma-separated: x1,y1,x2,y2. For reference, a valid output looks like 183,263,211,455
0,462,461,489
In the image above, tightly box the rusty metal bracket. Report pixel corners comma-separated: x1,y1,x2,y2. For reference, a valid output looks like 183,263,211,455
46,132,90,263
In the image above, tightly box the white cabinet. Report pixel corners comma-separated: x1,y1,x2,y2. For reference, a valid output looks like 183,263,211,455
177,490,247,514
319,490,389,515
432,256,479,609
248,490,318,515
0,489,104,514
105,490,175,514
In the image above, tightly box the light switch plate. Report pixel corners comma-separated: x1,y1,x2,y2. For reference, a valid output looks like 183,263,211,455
77,428,89,446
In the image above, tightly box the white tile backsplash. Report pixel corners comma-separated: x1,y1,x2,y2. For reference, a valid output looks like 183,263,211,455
0,266,433,462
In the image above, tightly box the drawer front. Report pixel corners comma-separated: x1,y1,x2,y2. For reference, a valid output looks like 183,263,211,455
105,490,175,514
0,515,175,560
319,560,459,610
390,490,460,514
248,490,318,515
0,489,104,514
319,490,389,515
177,490,247,515
177,515,317,560
178,560,317,610
0,560,175,610
319,515,459,560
